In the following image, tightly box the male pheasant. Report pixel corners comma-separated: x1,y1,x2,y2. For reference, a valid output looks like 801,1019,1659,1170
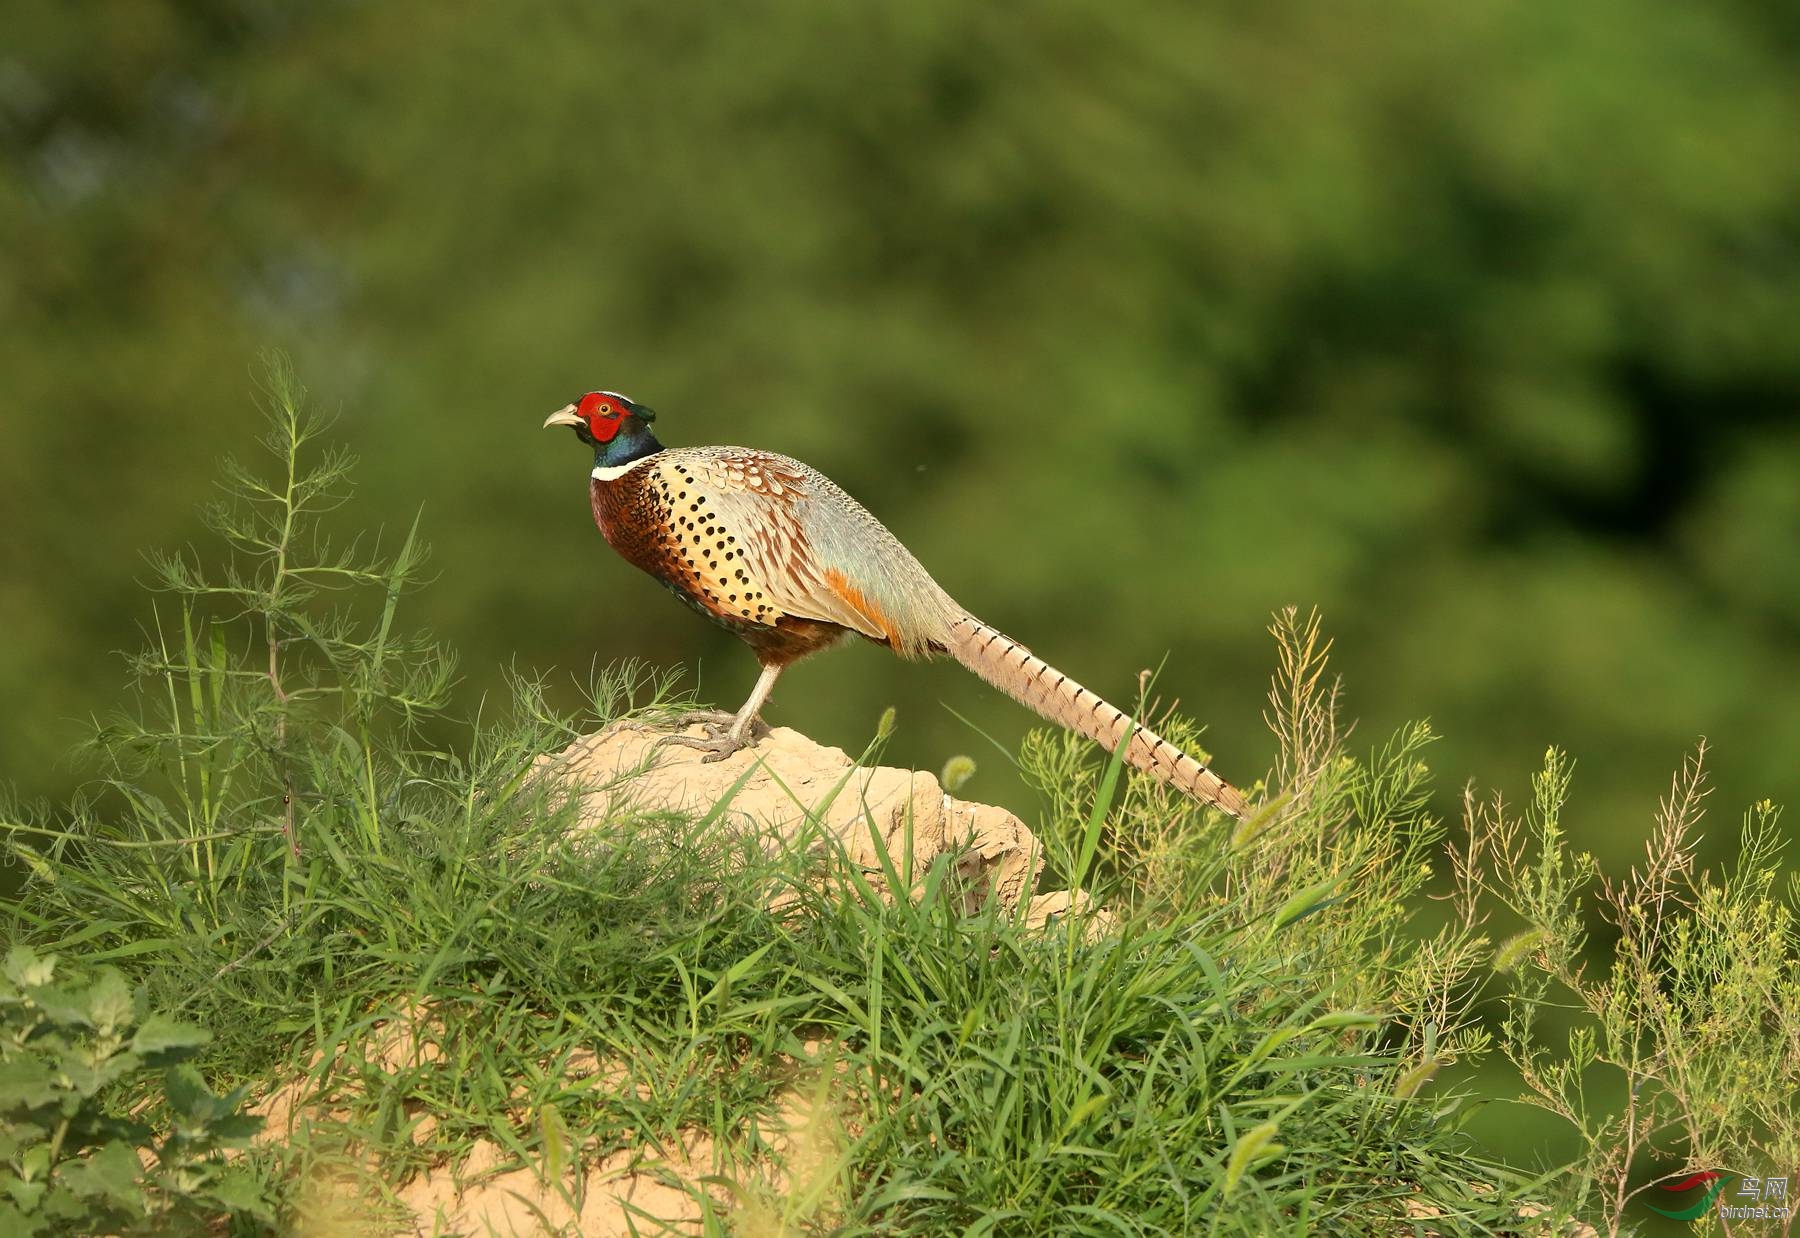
544,391,1249,818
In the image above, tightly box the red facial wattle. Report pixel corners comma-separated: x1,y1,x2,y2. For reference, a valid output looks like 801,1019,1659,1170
577,391,625,442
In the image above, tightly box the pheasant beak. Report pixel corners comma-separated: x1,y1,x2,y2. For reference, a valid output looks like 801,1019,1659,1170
542,404,584,430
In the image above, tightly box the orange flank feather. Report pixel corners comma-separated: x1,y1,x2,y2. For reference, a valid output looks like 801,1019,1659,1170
822,568,904,649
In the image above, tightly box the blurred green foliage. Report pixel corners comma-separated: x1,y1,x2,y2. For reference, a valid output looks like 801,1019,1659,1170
3,1,1797,858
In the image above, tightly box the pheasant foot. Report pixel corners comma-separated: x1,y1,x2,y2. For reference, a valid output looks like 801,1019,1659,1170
655,713,770,763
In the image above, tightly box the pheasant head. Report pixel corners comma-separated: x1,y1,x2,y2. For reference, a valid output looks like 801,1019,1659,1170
543,390,662,469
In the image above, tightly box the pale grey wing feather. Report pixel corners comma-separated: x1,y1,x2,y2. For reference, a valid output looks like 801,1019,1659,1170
783,470,965,655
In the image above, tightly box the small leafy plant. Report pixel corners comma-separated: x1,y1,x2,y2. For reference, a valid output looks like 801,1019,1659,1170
1466,746,1800,1235
0,945,268,1236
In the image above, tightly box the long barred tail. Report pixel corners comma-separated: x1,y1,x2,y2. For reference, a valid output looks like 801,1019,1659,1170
943,616,1248,819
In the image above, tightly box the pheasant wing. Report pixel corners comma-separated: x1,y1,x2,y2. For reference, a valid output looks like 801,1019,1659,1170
660,448,952,654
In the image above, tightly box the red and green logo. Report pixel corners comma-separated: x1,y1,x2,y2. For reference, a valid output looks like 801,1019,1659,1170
1647,1171,1732,1220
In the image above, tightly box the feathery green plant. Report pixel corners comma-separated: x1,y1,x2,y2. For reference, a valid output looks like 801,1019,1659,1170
1,354,680,1060
9,350,456,936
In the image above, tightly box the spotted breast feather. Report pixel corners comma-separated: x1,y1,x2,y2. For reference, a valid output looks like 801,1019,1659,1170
590,450,787,631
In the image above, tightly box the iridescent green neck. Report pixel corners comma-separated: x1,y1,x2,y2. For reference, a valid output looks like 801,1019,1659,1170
595,422,662,470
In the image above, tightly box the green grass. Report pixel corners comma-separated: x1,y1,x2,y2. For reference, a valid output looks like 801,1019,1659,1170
5,359,1795,1235
5,646,1533,1233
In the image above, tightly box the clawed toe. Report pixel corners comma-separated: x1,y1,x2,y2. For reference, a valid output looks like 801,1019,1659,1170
662,710,769,741
653,709,771,762
656,729,754,763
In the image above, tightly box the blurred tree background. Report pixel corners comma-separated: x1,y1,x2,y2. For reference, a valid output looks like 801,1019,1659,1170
3,0,1797,868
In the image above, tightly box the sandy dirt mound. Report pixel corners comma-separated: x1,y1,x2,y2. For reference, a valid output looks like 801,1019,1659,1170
390,1131,713,1237
257,1009,854,1237
254,1003,830,1237
532,719,1083,921
248,726,1107,1234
